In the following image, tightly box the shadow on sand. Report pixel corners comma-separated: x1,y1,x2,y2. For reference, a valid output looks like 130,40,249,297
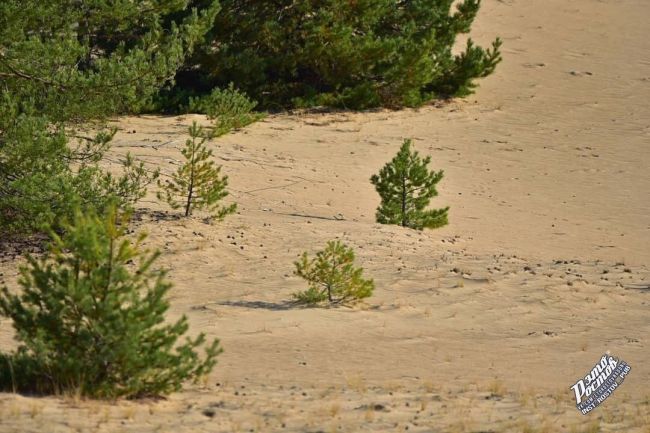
211,300,304,311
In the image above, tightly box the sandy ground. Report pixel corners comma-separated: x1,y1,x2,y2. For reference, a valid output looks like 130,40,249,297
1,0,649,431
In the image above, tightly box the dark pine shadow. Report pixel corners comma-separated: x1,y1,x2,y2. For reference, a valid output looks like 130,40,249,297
132,209,183,223
215,300,306,311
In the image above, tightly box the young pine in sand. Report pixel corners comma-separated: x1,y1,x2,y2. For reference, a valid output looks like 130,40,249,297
293,240,374,305
0,207,221,398
158,122,236,219
371,139,449,230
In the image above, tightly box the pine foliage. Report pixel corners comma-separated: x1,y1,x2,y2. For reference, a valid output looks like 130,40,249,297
186,0,502,109
0,0,219,122
158,122,236,218
293,241,374,304
0,0,219,235
371,139,449,230
0,207,221,398
188,83,265,137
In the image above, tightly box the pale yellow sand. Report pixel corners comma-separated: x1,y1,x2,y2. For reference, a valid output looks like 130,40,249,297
1,0,649,431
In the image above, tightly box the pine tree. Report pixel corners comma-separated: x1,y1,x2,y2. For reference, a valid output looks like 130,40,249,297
0,0,219,235
0,206,221,398
293,240,374,305
158,122,236,219
179,0,501,109
188,83,265,137
371,139,449,230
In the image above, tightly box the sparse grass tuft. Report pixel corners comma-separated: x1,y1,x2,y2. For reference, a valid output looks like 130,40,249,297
487,379,507,397
328,403,341,418
570,420,601,433
344,374,367,394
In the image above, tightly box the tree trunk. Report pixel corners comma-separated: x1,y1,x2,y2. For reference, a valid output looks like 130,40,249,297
401,175,407,227
185,138,197,217
184,186,193,217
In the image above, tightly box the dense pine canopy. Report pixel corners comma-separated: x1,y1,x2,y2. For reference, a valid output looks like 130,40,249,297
183,0,502,109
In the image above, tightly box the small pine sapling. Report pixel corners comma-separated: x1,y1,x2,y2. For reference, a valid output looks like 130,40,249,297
371,139,449,230
0,206,221,398
158,121,236,218
188,83,264,137
293,240,374,305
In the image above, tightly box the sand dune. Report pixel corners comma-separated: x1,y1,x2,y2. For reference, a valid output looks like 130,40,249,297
1,0,649,431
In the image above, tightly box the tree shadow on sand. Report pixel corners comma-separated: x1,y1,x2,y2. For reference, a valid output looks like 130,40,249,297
211,300,304,311
0,234,48,263
132,209,183,223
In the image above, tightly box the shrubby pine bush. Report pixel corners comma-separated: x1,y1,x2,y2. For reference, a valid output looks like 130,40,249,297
158,122,236,218
0,207,221,398
0,120,159,234
188,83,264,136
0,0,219,235
293,241,374,304
371,139,449,230
184,0,501,109
87,154,160,211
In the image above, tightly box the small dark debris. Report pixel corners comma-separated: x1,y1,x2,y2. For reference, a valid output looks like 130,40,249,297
354,403,390,412
202,408,216,418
